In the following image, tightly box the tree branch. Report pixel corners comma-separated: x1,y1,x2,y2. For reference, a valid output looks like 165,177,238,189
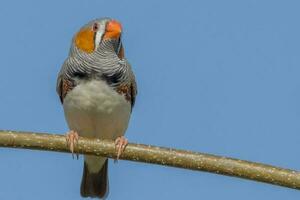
0,130,299,190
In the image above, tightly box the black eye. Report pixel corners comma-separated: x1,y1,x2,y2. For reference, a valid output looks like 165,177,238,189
92,23,99,31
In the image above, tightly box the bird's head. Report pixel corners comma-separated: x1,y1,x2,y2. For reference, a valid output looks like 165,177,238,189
72,18,124,58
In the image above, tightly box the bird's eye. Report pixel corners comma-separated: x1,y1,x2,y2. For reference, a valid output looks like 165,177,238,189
92,23,99,31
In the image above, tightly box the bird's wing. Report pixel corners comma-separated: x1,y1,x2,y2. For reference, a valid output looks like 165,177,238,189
114,60,137,110
56,75,74,104
130,74,137,108
56,59,78,104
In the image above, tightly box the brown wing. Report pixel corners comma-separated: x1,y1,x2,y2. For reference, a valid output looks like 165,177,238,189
57,77,74,104
130,78,137,108
116,79,137,109
116,43,137,108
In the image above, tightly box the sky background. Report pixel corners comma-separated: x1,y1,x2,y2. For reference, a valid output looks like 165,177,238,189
0,0,300,199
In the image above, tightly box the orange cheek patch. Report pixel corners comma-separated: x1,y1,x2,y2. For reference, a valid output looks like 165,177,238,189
75,28,95,53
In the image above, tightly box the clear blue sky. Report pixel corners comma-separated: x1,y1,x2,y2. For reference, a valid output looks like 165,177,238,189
0,0,300,199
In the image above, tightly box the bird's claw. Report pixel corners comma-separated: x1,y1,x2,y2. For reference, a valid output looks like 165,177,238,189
66,130,79,159
114,136,128,162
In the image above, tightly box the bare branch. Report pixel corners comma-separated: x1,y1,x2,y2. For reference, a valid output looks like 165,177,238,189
0,130,299,190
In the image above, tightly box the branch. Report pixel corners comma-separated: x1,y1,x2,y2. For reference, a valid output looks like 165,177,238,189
0,130,299,190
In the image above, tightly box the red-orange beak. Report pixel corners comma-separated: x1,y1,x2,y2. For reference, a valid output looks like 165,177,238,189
103,20,122,40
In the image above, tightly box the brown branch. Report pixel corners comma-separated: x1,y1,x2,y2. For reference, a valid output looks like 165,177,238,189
0,130,300,190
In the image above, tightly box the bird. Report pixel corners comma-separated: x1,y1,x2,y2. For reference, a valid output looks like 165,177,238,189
56,17,137,199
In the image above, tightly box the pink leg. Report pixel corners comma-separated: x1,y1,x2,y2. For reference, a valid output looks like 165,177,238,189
66,130,79,159
114,136,128,161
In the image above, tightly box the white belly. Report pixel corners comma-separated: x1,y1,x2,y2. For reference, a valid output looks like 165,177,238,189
63,80,131,172
63,79,131,140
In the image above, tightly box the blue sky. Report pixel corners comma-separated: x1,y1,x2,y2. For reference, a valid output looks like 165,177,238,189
0,0,300,199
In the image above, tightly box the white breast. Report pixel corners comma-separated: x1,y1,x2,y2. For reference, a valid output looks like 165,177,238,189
63,79,131,140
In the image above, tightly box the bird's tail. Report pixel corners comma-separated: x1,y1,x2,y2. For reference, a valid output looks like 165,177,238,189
80,159,109,199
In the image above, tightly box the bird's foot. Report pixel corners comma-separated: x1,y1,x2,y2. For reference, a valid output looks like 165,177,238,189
114,136,128,162
66,130,79,159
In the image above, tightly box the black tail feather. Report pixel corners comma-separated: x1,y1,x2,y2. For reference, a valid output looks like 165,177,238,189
80,159,109,198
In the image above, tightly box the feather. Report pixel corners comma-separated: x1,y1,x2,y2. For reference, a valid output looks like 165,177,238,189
57,77,74,103
81,160,109,198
